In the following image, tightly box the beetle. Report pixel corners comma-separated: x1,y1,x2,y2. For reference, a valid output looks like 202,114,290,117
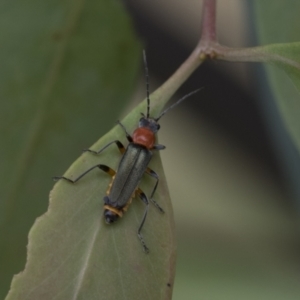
53,51,200,252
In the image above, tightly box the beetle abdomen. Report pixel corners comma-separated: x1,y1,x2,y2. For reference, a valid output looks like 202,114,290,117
105,143,152,209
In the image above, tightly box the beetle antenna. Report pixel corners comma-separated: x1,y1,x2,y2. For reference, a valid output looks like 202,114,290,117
155,88,203,121
143,50,151,118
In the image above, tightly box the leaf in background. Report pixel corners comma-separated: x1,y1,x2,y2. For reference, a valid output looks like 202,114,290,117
253,2,300,153
0,0,140,298
5,98,176,300
259,43,300,152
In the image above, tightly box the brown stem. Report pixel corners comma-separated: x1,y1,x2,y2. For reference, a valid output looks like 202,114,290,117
149,0,217,109
151,47,203,111
146,0,300,121
200,0,217,42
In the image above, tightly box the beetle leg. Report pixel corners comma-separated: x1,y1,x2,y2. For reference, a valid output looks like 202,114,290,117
136,188,150,253
53,164,114,183
145,168,165,213
117,120,133,143
152,144,166,151
83,140,125,155
98,165,116,176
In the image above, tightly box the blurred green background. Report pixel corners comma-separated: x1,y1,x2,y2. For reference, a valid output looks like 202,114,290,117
1,0,300,299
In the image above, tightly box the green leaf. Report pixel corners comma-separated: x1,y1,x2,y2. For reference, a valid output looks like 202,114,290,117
5,98,176,300
259,43,300,151
0,0,140,298
4,33,196,296
253,2,300,152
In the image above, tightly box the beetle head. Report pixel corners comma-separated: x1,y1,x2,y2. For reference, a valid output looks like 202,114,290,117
139,114,160,133
104,209,119,224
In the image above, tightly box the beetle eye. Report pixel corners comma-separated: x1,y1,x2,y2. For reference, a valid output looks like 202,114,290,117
157,124,160,130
